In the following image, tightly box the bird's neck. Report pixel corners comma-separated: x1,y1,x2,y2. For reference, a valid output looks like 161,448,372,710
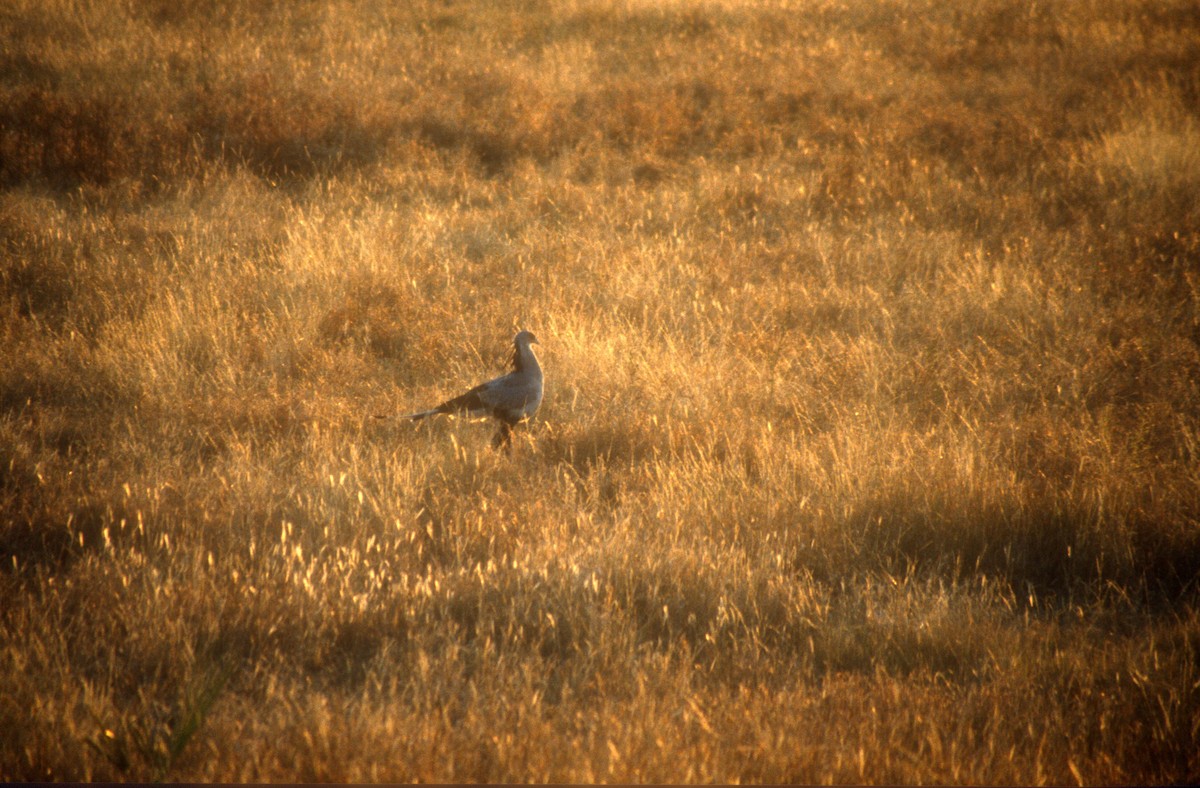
513,343,540,375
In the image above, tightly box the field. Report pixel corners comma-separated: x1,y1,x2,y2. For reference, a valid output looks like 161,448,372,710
2,0,1199,782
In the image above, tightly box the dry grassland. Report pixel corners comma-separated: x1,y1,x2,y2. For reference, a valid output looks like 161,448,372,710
2,0,1199,782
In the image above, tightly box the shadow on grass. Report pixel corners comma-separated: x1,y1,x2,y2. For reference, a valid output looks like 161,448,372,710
850,492,1200,605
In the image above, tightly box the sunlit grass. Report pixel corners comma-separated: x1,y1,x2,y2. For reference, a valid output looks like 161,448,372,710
2,0,1199,782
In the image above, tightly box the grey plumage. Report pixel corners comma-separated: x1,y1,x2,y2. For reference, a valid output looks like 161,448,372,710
404,330,543,448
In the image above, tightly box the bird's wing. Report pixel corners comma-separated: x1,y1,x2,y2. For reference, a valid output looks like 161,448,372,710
406,370,541,423
435,375,508,417
477,370,543,423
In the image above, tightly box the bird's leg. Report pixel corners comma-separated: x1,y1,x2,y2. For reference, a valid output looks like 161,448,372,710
492,422,514,452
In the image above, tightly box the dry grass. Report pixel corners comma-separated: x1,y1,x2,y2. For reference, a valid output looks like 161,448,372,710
2,0,1199,782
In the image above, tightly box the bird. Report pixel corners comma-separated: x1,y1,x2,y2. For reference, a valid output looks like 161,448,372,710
401,330,543,449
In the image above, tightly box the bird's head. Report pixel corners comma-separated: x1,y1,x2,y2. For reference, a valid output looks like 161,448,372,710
514,330,539,347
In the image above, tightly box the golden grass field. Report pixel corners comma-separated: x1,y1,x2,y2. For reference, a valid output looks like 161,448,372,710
2,0,1199,782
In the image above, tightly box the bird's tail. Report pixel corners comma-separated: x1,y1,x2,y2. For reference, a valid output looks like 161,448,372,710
374,409,440,420
402,409,440,420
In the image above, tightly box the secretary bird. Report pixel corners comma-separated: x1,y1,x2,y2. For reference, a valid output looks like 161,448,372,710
401,330,543,450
